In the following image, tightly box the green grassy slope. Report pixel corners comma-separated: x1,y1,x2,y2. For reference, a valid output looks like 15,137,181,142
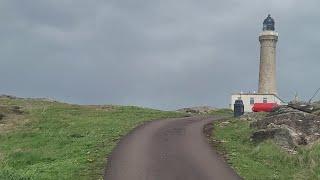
207,108,233,117
0,97,185,180
212,118,320,180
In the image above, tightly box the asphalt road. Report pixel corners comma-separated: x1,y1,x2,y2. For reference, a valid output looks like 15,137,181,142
104,116,241,180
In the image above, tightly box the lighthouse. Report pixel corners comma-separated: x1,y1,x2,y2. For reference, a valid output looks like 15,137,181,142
230,15,284,112
258,14,278,94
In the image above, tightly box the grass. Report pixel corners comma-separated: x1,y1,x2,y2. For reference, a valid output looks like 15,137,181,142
207,108,233,117
0,97,185,180
212,118,320,180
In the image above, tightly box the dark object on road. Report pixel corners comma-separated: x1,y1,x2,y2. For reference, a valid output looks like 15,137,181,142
234,100,244,117
252,103,278,112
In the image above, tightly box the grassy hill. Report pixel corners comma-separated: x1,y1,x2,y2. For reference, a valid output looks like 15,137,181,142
0,96,185,180
211,118,320,179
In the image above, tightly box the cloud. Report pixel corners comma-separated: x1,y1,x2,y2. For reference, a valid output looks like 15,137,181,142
0,0,319,109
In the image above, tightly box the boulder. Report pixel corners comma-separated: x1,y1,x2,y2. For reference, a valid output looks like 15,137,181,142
0,105,24,115
311,101,320,116
251,124,307,147
250,105,320,148
240,112,267,122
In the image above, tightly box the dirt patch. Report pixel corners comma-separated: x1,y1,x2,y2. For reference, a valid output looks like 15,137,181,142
0,105,27,133
0,114,27,132
0,113,4,121
0,105,24,115
99,105,115,111
84,105,115,112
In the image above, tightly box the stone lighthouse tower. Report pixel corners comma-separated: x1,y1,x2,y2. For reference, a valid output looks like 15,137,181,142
258,14,278,94
231,15,284,112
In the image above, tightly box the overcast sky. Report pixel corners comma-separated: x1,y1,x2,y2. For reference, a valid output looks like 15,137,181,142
0,0,319,110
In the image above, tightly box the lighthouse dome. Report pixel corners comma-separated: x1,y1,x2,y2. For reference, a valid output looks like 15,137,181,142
263,14,275,31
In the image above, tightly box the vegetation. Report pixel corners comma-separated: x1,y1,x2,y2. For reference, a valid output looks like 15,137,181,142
0,97,185,180
212,118,320,180
207,108,233,117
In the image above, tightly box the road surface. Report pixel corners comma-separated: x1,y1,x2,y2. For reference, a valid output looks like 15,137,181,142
104,116,241,180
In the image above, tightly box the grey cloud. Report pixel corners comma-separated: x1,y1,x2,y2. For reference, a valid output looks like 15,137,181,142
0,0,319,109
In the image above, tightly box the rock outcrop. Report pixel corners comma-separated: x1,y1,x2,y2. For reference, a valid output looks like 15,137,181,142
248,102,320,148
287,101,320,115
177,106,216,114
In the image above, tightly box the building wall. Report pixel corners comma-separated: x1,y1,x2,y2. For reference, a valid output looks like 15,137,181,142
230,94,283,112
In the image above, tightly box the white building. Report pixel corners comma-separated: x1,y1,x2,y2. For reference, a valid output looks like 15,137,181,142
230,93,284,112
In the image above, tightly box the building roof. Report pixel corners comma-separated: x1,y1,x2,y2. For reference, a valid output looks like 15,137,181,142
231,93,285,103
